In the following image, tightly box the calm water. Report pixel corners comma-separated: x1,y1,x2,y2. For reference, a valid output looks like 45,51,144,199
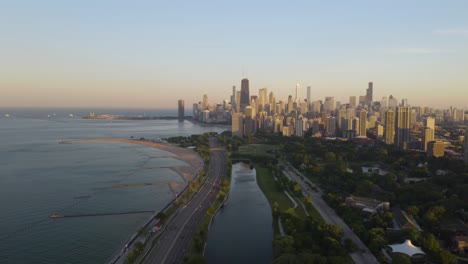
205,162,273,264
0,109,227,264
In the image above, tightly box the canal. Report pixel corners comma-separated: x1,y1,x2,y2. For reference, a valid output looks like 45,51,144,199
205,162,273,264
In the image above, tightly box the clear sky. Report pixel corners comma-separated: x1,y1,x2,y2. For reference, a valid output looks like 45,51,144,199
1,1,467,109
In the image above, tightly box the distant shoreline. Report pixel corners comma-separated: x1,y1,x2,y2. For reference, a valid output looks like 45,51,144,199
82,114,231,127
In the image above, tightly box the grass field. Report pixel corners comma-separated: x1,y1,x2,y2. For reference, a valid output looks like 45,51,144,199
256,166,295,211
237,144,280,157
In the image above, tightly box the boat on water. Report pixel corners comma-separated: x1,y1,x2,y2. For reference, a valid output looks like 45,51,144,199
49,214,64,219
4,114,10,117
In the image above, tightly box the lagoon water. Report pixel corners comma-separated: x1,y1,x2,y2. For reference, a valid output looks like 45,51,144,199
0,109,226,264
205,162,273,264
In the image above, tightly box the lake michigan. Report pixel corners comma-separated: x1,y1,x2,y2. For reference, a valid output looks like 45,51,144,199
0,108,226,264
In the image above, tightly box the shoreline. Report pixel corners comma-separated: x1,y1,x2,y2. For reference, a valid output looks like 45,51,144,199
68,138,203,186
65,138,204,264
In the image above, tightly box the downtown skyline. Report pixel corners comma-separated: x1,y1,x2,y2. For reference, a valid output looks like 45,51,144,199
1,1,468,109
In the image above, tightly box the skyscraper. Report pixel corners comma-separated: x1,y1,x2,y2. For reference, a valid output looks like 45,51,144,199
235,91,241,113
422,117,435,151
269,92,276,115
359,110,367,137
324,97,335,113
464,129,468,163
326,116,336,136
422,128,433,151
231,86,236,112
178,99,184,120
307,86,311,109
295,83,300,103
240,78,250,111
366,82,373,105
232,113,244,137
259,88,268,108
202,94,208,110
396,106,411,150
385,109,395,144
349,96,357,108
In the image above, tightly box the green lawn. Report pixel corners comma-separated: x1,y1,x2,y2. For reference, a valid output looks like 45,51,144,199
238,144,280,157
256,166,295,212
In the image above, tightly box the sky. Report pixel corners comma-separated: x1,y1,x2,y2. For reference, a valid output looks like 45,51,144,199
1,0,467,109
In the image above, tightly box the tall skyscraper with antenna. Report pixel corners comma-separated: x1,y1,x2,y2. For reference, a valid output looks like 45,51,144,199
240,78,250,112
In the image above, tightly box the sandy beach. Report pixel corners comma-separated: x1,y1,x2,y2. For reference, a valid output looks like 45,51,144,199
65,138,204,194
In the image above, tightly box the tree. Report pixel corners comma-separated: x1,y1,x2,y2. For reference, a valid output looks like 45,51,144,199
185,254,207,264
391,253,411,264
325,151,336,162
423,206,446,229
437,249,457,264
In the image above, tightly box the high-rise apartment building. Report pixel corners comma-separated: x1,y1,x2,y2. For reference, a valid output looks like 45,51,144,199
359,110,367,137
422,128,432,151
235,91,241,113
178,99,184,120
324,97,335,113
349,96,357,108
202,94,208,110
232,113,244,137
326,116,336,136
396,106,411,150
240,78,250,111
385,109,395,144
427,141,445,158
422,117,435,151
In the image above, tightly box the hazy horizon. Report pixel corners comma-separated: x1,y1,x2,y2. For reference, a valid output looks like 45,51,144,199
1,1,467,109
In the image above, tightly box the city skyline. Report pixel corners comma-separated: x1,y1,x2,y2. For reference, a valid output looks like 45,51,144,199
1,1,468,109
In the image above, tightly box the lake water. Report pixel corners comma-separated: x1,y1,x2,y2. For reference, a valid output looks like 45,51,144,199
0,109,227,264
205,162,273,264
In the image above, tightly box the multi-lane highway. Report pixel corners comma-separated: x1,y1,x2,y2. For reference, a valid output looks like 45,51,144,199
143,138,226,264
281,162,379,264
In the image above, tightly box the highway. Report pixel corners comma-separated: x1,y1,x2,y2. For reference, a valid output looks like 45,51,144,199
143,138,226,264
280,162,380,264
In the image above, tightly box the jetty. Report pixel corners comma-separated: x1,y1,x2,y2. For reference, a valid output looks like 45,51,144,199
49,210,154,219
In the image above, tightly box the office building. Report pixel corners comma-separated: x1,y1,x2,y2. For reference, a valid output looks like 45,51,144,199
396,106,411,150
178,99,184,120
240,78,250,111
366,82,373,105
307,86,311,109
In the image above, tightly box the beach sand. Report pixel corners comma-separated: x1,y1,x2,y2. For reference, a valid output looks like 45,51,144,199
65,138,203,195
